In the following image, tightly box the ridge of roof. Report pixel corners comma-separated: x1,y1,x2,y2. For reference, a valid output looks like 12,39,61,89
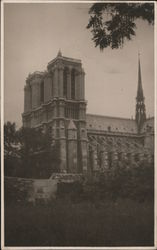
86,113,135,121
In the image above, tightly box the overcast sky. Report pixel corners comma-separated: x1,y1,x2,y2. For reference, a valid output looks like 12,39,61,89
4,2,154,128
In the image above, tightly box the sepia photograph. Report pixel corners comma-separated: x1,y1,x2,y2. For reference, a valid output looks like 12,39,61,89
1,0,156,248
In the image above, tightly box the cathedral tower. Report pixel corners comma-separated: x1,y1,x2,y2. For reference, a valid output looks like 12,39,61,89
23,51,88,173
135,54,146,132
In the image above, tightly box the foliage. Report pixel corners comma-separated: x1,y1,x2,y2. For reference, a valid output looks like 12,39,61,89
87,3,154,50
4,122,21,176
4,122,19,158
85,160,154,203
4,122,60,178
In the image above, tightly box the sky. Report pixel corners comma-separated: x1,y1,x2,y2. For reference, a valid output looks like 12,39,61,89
4,2,154,128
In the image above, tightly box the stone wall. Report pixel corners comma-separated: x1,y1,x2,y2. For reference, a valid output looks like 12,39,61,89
5,174,84,204
5,177,58,204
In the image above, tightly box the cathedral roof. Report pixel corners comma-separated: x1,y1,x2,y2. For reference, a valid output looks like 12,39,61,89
140,117,154,133
86,114,138,134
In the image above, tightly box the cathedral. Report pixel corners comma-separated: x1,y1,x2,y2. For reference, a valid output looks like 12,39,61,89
22,51,154,174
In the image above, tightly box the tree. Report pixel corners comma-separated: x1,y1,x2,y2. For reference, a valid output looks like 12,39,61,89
4,122,20,176
87,3,154,50
17,127,57,178
4,123,60,178
4,122,18,157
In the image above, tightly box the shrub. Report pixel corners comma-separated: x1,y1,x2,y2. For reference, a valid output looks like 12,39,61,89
83,161,154,202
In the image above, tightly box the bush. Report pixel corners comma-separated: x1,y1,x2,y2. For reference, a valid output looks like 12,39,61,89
84,161,154,202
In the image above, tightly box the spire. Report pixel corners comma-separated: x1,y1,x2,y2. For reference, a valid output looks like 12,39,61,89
135,53,146,132
137,53,144,101
57,49,62,57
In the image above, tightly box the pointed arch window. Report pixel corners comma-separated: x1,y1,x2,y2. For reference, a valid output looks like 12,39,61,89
63,67,68,98
30,85,32,109
108,126,111,132
71,68,75,99
108,152,112,168
40,81,44,103
51,72,54,97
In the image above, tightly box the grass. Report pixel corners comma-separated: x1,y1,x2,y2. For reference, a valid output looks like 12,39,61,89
4,197,154,247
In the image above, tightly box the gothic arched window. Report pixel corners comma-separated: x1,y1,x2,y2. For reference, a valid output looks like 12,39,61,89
108,152,112,168
30,85,32,109
71,68,75,99
51,72,54,97
63,68,68,98
118,152,122,161
108,126,111,132
40,81,44,103
134,153,139,161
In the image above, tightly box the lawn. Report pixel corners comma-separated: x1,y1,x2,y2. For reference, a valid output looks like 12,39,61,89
4,198,154,247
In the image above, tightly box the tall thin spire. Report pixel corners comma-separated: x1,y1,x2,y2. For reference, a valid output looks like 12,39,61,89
137,52,144,101
135,53,146,132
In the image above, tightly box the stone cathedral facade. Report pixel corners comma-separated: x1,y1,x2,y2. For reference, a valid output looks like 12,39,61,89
22,51,154,174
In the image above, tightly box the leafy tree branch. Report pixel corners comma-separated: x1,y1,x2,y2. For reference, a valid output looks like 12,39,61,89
87,3,154,50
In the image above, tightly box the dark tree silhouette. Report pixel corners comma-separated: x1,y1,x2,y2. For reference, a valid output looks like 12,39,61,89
4,122,18,157
17,127,60,178
87,3,154,50
4,123,60,178
4,122,21,176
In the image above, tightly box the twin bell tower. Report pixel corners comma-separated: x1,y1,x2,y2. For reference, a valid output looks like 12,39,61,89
23,50,88,173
